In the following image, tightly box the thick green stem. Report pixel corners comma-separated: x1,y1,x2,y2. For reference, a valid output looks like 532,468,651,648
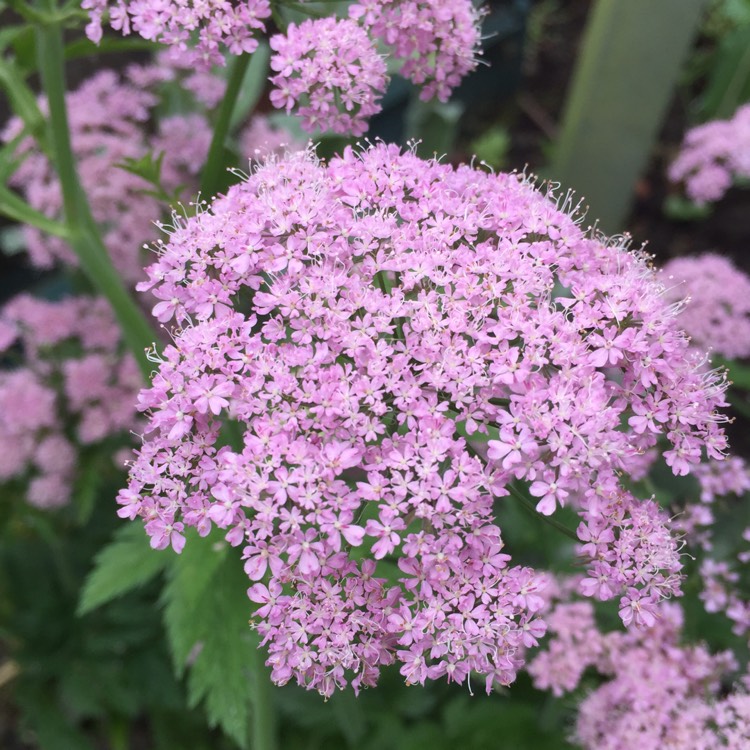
248,632,277,750
34,15,155,379
200,53,251,198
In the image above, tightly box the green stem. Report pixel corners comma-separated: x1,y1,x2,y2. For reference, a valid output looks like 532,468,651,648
283,1,327,18
0,184,69,237
248,631,277,750
200,53,251,198
463,443,578,541
34,15,156,379
506,483,579,542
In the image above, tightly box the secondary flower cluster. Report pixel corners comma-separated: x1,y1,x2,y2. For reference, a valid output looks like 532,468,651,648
83,0,482,134
662,253,750,360
268,1,482,133
269,18,387,136
669,102,750,205
0,295,141,509
82,0,270,68
122,144,727,695
532,600,750,749
350,0,482,102
576,491,683,627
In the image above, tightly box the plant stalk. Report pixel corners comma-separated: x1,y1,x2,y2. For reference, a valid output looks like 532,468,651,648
248,632,277,750
34,12,156,378
200,53,251,198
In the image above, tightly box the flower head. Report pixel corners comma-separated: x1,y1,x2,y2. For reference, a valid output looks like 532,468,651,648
269,18,387,136
124,144,728,694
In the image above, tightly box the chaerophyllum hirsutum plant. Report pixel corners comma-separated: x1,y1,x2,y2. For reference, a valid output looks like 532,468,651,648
120,142,729,695
2,0,750,746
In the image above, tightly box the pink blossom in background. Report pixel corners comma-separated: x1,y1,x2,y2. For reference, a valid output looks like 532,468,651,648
0,295,142,509
82,0,483,134
121,144,728,695
669,103,750,204
662,253,750,360
531,599,750,749
82,0,271,68
2,65,213,285
269,18,387,136
350,0,482,102
237,116,305,163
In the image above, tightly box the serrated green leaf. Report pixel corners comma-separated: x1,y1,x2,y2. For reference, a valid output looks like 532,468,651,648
77,524,168,615
162,535,259,748
162,535,278,748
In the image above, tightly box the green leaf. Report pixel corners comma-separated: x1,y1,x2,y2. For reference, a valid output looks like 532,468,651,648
0,23,29,53
14,682,96,750
10,25,37,72
78,524,169,615
698,24,750,120
717,356,750,390
64,36,157,62
0,183,69,237
0,132,24,184
662,193,713,221
0,58,48,151
162,534,260,748
70,453,105,525
470,125,511,170
551,0,709,232
405,98,464,159
229,40,271,130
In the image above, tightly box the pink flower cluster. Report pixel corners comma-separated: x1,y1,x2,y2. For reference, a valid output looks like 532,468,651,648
0,295,141,509
83,0,482,134
662,253,750,360
82,0,270,68
267,1,481,134
669,103,750,204
269,18,387,136
2,65,212,285
3,62,289,285
532,601,750,749
699,559,750,636
576,491,683,627
122,144,727,695
350,0,482,102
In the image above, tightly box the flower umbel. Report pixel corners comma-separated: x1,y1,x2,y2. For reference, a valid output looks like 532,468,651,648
123,144,728,695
